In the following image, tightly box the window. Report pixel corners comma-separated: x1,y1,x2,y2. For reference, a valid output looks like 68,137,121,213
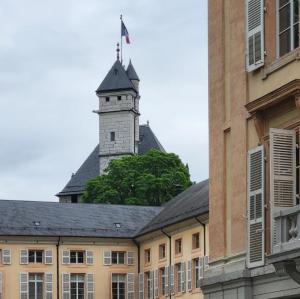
159,244,166,260
175,239,182,255
70,251,84,264
71,195,78,203
192,233,200,249
105,96,110,102
145,272,151,299
194,258,201,289
110,132,116,142
144,249,151,264
117,96,122,101
277,0,299,57
111,251,125,264
70,274,84,299
159,268,166,296
29,273,43,299
175,263,183,293
28,251,43,263
112,274,126,299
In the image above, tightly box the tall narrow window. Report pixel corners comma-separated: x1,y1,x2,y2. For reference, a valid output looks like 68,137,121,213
159,244,166,259
144,249,151,264
110,132,116,142
112,274,126,299
175,239,182,255
105,96,110,102
194,258,201,289
70,274,84,299
192,233,200,249
175,263,183,293
278,0,300,56
29,273,43,299
160,268,166,296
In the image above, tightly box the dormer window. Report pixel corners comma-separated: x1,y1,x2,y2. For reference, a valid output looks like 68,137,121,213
110,132,115,142
106,97,110,102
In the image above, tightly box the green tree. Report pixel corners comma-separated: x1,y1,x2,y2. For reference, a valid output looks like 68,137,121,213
82,149,192,206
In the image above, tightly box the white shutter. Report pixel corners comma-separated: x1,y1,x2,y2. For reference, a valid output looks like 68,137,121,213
247,145,265,268
2,249,11,265
45,250,53,265
181,262,186,292
170,265,174,294
139,273,144,299
199,257,204,279
20,272,28,299
45,273,53,299
85,251,93,265
62,273,70,299
154,269,158,298
127,273,134,299
103,251,111,265
0,272,2,299
164,266,169,297
62,250,70,265
204,255,209,269
86,273,94,299
150,271,154,298
127,251,134,265
187,260,192,292
246,0,264,72
20,249,28,265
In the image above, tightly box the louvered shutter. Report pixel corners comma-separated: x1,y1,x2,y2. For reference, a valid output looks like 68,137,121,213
139,273,144,299
86,273,94,299
103,251,111,265
154,269,158,298
62,273,70,299
20,272,28,299
45,250,53,265
181,262,186,292
270,128,296,247
187,260,192,291
149,271,154,298
85,251,93,265
2,249,11,265
204,255,209,269
247,145,265,268
127,251,134,265
170,265,174,294
62,250,70,265
127,273,134,299
164,266,169,297
199,257,204,279
0,272,2,299
20,250,28,265
246,0,264,72
45,273,53,299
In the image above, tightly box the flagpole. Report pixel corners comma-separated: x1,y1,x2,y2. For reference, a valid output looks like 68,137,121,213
120,14,123,64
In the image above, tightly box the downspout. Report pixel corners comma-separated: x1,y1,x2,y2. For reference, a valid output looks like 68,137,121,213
57,236,61,299
195,217,206,256
161,229,171,299
133,238,140,273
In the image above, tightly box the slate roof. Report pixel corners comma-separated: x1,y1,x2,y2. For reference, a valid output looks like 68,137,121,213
57,125,165,197
96,60,136,94
126,60,140,81
0,200,163,238
136,179,209,236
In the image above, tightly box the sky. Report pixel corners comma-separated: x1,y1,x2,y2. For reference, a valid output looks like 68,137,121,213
0,0,208,202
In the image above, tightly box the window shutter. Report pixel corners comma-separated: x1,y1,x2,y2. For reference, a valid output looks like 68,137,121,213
86,273,94,299
127,273,134,299
246,0,264,72
204,255,209,269
154,269,158,298
85,251,93,265
45,250,53,265
170,265,174,294
127,251,134,265
247,145,265,268
20,272,28,299
199,257,204,279
62,250,70,265
150,271,154,298
0,272,2,299
45,273,53,299
187,260,192,292
62,273,70,299
164,266,169,297
2,249,11,265
181,262,186,292
103,251,111,266
20,250,28,265
138,273,144,299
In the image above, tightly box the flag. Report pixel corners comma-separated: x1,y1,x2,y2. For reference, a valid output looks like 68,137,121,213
121,21,130,44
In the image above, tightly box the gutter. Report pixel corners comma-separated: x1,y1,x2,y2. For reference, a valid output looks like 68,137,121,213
194,217,206,256
57,236,61,299
161,229,171,299
132,238,140,273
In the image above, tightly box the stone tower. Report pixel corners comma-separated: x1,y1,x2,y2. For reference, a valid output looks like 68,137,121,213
95,57,140,174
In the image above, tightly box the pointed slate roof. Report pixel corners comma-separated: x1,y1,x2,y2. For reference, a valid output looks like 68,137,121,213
96,60,136,94
57,125,165,197
126,60,140,81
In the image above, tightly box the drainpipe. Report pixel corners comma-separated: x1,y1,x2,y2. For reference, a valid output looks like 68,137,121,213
161,229,171,299
133,238,140,273
194,217,206,256
57,236,61,299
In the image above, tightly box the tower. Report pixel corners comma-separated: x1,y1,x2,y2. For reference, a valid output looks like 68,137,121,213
95,48,140,174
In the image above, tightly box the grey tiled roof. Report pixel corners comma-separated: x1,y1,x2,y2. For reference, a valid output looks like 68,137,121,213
126,60,140,81
0,200,163,238
96,60,136,94
57,125,165,197
136,179,209,236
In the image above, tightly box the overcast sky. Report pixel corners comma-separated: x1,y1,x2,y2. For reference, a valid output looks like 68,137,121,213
0,0,208,202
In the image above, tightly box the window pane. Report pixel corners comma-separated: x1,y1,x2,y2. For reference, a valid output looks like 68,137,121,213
29,282,35,299
37,282,43,299
77,252,84,263
280,0,289,7
112,252,118,264
279,4,291,32
70,252,77,263
294,0,299,23
29,251,35,263
119,253,125,264
36,251,43,263
280,29,291,56
294,24,299,48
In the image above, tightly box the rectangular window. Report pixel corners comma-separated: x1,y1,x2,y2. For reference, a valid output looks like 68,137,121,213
159,244,166,260
105,96,110,102
112,274,126,299
117,96,122,101
29,273,43,299
111,251,125,265
70,251,84,264
175,239,182,255
28,250,43,263
70,274,84,299
110,132,116,142
192,233,200,249
194,258,201,289
159,268,166,296
277,0,299,57
144,249,151,264
175,263,183,293
144,272,151,299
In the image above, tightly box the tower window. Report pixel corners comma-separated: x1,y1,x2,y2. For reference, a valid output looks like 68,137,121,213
105,97,110,102
110,132,115,142
117,96,122,101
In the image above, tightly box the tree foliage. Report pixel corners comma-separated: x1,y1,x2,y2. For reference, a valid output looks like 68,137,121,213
82,149,192,206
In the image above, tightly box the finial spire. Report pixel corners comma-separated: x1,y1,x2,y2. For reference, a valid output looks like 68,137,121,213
116,43,120,61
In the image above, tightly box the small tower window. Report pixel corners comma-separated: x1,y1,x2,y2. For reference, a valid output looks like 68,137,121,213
105,97,110,102
117,96,122,101
110,132,115,142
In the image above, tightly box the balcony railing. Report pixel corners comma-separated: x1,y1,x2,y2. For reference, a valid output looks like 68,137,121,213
273,205,300,254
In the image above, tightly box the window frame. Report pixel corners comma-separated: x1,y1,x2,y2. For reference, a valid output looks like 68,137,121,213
28,273,43,299
175,238,182,255
110,131,116,142
192,233,200,250
70,273,85,299
158,243,166,260
111,251,126,265
144,249,151,264
69,251,84,264
28,250,43,264
112,273,126,299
